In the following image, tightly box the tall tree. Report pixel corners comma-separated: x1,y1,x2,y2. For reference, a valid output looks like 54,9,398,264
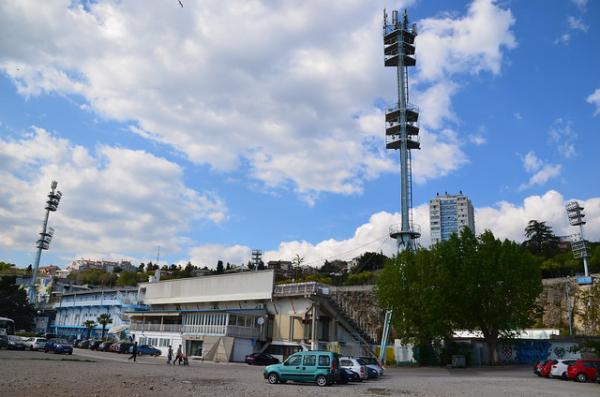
523,220,559,257
0,276,36,331
442,229,543,364
216,260,224,274
97,313,112,339
83,320,96,339
376,250,452,364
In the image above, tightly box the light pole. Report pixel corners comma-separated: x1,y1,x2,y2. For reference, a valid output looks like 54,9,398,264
565,201,589,279
29,181,62,304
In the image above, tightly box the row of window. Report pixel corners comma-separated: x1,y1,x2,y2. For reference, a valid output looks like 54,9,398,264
287,354,330,367
138,337,171,347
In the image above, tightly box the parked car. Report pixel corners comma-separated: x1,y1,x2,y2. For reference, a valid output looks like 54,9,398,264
118,341,133,354
109,342,121,352
77,339,91,349
338,367,361,383
359,356,384,376
98,340,115,352
533,360,545,376
23,337,47,351
89,339,103,350
7,335,26,350
340,357,368,380
130,344,161,356
44,338,73,355
550,359,577,379
365,365,379,379
540,359,557,378
264,350,339,387
245,352,279,366
567,359,600,382
0,335,8,349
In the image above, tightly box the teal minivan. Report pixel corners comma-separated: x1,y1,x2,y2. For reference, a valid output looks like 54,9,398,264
263,350,339,387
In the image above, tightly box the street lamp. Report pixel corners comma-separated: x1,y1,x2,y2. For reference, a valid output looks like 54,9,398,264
565,201,590,280
29,181,62,304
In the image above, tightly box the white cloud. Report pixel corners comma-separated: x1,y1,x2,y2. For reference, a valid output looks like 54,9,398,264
185,191,600,266
571,0,588,12
522,151,543,173
567,16,589,32
548,118,578,159
477,190,600,242
469,135,487,145
0,128,227,263
519,150,561,190
514,112,523,120
0,0,517,201
587,88,600,116
188,244,252,268
554,33,572,45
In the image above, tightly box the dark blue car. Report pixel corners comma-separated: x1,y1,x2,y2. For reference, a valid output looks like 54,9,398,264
129,344,161,356
44,338,73,355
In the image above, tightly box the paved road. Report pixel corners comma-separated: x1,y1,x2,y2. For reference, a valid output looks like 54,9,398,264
1,349,599,396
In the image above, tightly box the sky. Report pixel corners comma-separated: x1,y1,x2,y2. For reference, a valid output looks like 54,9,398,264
0,0,599,269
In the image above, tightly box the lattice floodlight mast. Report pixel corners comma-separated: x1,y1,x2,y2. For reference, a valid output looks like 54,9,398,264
383,9,421,253
29,181,62,304
566,201,590,277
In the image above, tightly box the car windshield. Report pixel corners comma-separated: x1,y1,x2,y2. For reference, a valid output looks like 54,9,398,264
37,338,46,342
55,339,69,344
357,358,367,365
361,357,377,365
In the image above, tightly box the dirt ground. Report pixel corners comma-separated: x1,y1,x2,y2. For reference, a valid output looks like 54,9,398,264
1,349,599,397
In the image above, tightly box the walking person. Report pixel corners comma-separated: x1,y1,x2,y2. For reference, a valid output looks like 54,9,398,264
128,341,138,362
175,344,183,365
167,345,173,365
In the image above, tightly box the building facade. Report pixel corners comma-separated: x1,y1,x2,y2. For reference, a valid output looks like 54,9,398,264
127,270,374,362
430,191,475,244
67,259,137,273
53,287,144,339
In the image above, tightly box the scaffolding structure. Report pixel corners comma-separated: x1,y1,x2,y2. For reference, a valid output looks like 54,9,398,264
383,9,421,253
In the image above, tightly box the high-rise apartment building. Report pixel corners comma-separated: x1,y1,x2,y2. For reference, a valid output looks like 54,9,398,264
429,191,475,244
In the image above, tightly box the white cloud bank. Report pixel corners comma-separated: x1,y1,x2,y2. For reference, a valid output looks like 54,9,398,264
0,0,517,201
519,151,561,191
187,191,600,268
0,129,226,259
587,89,600,116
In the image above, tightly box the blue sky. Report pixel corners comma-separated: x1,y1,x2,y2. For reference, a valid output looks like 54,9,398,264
0,0,599,269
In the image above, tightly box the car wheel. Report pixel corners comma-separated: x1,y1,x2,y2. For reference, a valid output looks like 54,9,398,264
267,373,279,384
561,372,568,380
576,373,587,382
316,375,328,387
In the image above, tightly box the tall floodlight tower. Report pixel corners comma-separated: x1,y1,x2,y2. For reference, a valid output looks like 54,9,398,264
566,201,590,281
29,181,62,304
383,9,421,253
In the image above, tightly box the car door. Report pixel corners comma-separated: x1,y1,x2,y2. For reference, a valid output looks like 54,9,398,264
280,354,303,381
301,354,317,382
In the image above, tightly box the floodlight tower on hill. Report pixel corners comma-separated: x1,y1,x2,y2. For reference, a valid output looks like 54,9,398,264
383,9,421,253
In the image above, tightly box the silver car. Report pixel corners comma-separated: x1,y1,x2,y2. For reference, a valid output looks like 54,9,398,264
340,356,368,380
23,337,47,351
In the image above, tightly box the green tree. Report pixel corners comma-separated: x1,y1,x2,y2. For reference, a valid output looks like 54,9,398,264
523,220,559,257
116,271,143,287
443,229,543,364
97,313,113,339
83,320,96,339
0,276,36,331
376,250,451,365
216,260,224,274
352,252,387,273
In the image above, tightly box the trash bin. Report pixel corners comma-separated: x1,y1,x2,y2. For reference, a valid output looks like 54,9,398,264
451,355,466,368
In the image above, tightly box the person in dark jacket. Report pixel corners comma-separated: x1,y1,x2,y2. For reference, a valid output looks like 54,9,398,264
167,345,173,364
128,341,138,362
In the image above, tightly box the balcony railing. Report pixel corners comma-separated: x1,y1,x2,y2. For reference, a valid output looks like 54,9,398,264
129,323,182,333
182,324,226,336
273,282,331,297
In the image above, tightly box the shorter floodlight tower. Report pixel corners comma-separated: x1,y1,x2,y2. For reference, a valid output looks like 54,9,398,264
566,201,590,279
29,181,62,304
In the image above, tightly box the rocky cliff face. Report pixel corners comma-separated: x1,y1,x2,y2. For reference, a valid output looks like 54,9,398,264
330,275,599,341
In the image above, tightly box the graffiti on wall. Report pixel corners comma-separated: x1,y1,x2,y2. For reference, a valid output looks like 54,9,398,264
498,340,580,364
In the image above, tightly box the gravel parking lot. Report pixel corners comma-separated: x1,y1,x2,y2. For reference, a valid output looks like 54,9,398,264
0,349,598,397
